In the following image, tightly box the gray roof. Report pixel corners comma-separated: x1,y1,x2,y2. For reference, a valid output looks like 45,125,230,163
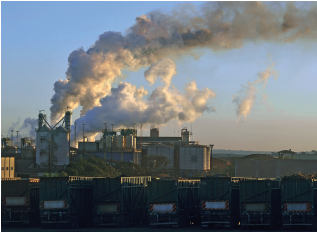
36,124,51,132
54,125,68,133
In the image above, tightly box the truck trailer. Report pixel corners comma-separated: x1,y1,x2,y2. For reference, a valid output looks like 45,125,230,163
39,176,94,228
92,176,151,227
281,179,317,230
200,177,240,229
239,178,281,230
1,178,40,226
148,179,200,227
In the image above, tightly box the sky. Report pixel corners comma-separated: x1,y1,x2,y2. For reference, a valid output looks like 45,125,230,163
1,1,317,152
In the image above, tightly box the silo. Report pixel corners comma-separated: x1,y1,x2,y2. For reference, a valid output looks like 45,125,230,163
52,125,69,166
117,135,124,150
179,145,208,171
126,135,134,149
106,136,112,149
35,124,51,167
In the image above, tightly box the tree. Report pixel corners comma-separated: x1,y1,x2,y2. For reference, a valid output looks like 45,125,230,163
41,171,68,177
144,155,170,176
114,162,146,176
65,157,120,177
222,159,236,177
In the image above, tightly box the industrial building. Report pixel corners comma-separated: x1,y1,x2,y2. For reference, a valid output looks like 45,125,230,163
74,126,213,176
35,111,71,168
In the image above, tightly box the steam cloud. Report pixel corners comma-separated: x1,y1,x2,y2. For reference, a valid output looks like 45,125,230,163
6,118,37,146
232,61,278,121
45,2,317,141
71,61,215,141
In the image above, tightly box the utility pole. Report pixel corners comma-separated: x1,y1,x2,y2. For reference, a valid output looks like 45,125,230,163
82,124,85,159
16,131,19,154
48,137,51,174
110,136,113,175
74,123,76,148
140,124,143,149
111,124,115,132
104,123,107,136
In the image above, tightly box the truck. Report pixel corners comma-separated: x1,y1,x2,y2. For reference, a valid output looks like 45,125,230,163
148,179,200,227
92,176,151,227
281,178,317,230
239,178,281,229
39,176,94,228
1,178,40,226
200,177,240,229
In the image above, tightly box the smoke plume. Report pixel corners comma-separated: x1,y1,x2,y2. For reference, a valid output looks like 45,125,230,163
6,118,37,146
50,2,317,124
71,62,216,140
232,61,278,121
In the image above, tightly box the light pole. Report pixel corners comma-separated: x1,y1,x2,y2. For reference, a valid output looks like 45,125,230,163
82,124,85,159
11,130,14,144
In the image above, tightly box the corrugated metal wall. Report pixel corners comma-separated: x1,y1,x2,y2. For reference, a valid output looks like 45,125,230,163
179,146,210,171
1,157,15,178
147,145,174,168
53,130,69,166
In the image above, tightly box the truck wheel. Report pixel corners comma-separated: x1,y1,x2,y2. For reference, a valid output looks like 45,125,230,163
314,217,317,231
282,225,291,231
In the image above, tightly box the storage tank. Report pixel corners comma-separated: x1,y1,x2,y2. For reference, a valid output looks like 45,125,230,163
126,135,133,149
147,144,174,168
179,145,209,171
116,135,124,150
99,138,105,150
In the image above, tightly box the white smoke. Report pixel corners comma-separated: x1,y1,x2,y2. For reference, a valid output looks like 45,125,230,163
232,61,279,121
144,58,177,86
50,2,317,124
6,118,37,146
71,61,216,141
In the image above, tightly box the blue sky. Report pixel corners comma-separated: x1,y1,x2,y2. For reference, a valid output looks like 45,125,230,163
1,2,317,151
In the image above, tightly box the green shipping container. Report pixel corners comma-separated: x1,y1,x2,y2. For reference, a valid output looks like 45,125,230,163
148,179,200,227
92,176,151,227
39,176,94,228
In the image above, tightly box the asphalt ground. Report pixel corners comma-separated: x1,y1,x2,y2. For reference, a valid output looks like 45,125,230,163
1,224,315,232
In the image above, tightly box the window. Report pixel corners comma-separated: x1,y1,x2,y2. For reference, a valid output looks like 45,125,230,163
1,167,4,170
6,167,9,170
11,167,13,170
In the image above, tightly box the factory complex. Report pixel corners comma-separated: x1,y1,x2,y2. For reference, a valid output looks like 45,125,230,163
2,111,214,178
